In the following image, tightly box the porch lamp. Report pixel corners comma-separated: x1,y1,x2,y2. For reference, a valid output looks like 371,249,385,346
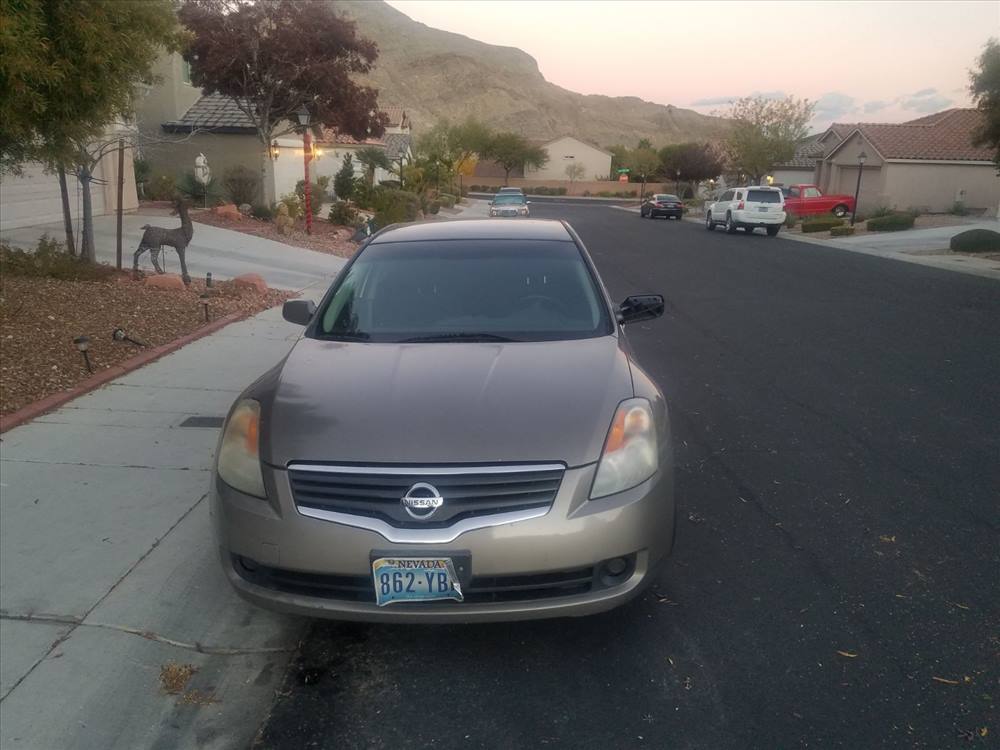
296,105,314,235
73,335,93,373
851,150,868,226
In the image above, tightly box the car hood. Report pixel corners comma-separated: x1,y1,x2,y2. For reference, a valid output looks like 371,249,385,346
262,336,633,467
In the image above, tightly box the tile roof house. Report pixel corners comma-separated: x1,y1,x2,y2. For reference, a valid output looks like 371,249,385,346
136,54,412,203
771,109,998,214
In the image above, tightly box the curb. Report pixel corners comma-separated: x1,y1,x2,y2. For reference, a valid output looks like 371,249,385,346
0,310,248,434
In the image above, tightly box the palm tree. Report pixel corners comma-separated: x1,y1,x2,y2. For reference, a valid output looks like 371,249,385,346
356,146,391,188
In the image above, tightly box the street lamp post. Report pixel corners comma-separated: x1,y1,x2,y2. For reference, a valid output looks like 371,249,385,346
296,105,313,235
675,168,681,196
851,150,867,226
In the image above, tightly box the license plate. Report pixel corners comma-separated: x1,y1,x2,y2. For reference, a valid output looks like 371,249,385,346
758,206,769,212
372,557,464,606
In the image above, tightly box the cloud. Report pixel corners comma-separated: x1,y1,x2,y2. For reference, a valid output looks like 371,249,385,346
910,87,937,97
900,92,954,112
691,95,736,106
751,90,788,101
813,92,856,121
863,100,889,114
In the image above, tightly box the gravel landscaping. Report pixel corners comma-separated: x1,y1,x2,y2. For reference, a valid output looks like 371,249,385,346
191,210,358,258
0,272,291,416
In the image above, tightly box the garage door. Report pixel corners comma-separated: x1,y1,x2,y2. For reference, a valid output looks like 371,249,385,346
0,162,106,232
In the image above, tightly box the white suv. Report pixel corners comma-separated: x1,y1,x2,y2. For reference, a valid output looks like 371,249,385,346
706,186,786,236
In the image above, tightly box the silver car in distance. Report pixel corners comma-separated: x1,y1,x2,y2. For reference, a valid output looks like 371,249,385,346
211,219,675,622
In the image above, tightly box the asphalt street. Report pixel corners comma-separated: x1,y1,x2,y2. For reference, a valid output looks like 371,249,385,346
256,205,999,749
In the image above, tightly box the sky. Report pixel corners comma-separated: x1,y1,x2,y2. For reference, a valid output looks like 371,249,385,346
385,0,999,132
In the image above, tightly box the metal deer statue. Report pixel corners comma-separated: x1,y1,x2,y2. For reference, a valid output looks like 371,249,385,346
133,199,193,284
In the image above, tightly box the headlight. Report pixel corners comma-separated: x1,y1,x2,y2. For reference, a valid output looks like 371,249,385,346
590,398,657,499
217,399,265,498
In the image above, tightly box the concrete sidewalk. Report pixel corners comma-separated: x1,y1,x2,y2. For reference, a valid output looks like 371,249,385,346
0,279,339,748
0,211,344,291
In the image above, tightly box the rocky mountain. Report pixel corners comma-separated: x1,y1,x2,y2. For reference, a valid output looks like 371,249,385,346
331,0,729,148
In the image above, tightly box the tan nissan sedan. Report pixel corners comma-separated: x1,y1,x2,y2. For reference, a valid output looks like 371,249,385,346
211,219,675,622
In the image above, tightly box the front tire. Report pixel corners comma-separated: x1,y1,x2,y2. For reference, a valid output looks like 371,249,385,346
766,225,780,237
725,213,737,234
833,204,848,218
706,213,715,231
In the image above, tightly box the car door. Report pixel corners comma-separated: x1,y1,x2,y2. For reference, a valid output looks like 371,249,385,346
715,190,734,216
802,185,828,213
784,186,804,215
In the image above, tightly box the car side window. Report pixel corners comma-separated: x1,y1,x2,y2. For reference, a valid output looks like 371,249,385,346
804,187,821,198
788,187,800,198
720,190,734,202
735,191,743,201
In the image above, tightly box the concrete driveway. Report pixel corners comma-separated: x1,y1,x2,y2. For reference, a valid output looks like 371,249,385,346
0,211,344,291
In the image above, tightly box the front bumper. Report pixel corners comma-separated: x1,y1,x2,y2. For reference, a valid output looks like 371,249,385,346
210,462,674,623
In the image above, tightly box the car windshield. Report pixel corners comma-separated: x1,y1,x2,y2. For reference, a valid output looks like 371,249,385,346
494,194,526,205
654,195,679,202
747,189,782,203
316,239,612,343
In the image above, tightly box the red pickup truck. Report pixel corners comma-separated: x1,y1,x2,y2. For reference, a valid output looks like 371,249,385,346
781,184,855,218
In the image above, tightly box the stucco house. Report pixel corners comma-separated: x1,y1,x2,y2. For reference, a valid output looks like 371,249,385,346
135,53,410,204
770,110,998,214
525,136,613,181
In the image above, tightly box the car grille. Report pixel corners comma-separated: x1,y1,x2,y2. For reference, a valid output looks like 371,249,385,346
287,464,564,529
234,556,597,604
498,209,519,216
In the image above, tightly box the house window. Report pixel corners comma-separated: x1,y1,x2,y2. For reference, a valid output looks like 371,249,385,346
181,59,192,84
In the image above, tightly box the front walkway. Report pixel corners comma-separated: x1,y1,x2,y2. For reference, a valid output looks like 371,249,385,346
0,294,335,748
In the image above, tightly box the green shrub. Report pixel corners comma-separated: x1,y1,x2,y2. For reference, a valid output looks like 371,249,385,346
784,212,799,228
251,203,274,221
867,205,895,219
146,174,176,201
334,155,355,201
175,171,223,205
428,200,441,215
223,166,260,206
801,217,845,233
133,158,152,197
438,193,456,209
0,236,116,280
866,213,915,232
294,180,326,215
950,201,969,216
373,189,421,226
582,190,591,197
597,191,613,198
556,187,567,195
327,200,359,226
829,225,855,237
949,228,1000,253
906,205,925,218
353,179,377,210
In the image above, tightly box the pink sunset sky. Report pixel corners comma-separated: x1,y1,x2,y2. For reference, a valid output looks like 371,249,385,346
385,0,998,132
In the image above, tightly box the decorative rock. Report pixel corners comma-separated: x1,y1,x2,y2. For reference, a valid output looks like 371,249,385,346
233,273,268,294
238,203,253,216
212,203,242,219
275,202,294,235
144,273,187,290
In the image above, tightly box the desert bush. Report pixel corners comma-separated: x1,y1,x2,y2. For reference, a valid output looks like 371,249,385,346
801,217,845,233
867,205,895,219
176,171,223,205
278,193,305,220
294,180,326,215
784,212,799,228
866,213,915,232
373,189,421,226
146,174,176,201
582,190,591,197
949,228,1000,253
950,201,969,216
223,166,260,206
428,200,441,215
327,201,360,226
438,193,456,209
0,236,116,280
829,225,855,237
906,205,925,218
251,204,274,221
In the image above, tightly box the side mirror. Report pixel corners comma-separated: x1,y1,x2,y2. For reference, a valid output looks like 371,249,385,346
617,294,664,325
526,200,531,205
282,299,316,326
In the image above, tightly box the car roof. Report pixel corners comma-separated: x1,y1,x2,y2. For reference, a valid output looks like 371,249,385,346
370,219,573,244
498,186,523,191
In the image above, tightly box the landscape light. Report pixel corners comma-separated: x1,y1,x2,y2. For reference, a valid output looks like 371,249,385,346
112,328,146,347
199,294,211,322
73,336,93,373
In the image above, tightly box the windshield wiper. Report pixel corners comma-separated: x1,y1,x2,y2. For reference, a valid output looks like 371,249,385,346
399,332,519,343
321,331,371,341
